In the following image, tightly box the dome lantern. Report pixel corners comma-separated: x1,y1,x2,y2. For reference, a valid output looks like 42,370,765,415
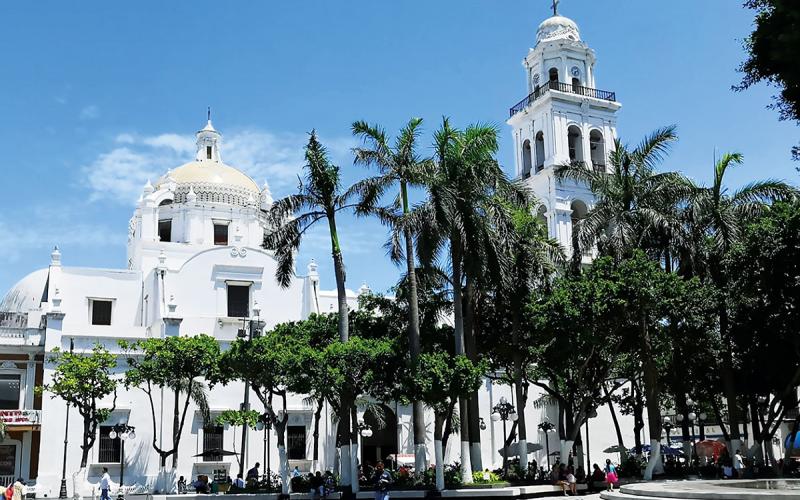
196,107,222,162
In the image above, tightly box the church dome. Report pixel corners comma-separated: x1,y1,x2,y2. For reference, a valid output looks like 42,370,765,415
536,15,581,43
0,268,48,314
153,118,261,207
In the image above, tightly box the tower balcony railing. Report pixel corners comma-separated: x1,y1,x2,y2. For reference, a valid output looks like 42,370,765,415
509,81,617,118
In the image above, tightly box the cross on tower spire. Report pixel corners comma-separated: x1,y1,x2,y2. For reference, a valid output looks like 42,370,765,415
551,0,559,16
207,106,211,122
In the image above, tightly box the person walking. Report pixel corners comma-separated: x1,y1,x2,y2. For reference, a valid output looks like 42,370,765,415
100,467,111,500
604,459,618,492
733,450,745,478
11,479,23,500
371,462,392,500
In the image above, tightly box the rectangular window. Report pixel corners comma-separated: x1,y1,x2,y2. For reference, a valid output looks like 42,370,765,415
213,224,229,246
0,445,16,476
91,300,113,326
0,375,20,410
158,219,172,242
203,425,224,462
287,425,306,460
206,146,212,160
98,426,121,463
227,285,249,318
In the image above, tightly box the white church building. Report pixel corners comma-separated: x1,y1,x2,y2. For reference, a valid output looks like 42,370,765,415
0,10,647,497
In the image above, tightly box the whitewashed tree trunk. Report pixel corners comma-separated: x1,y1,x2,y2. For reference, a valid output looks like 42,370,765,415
339,446,351,486
559,440,574,466
72,467,86,500
517,439,529,472
574,443,584,472
434,440,444,491
350,442,360,493
643,440,662,480
278,445,289,495
415,443,427,473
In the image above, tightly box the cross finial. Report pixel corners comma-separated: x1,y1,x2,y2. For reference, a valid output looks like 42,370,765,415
551,0,559,16
207,106,211,122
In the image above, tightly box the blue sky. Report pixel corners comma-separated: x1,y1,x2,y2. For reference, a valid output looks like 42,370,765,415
0,0,797,296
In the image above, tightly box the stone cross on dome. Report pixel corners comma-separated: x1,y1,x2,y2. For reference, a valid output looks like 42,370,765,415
551,0,559,16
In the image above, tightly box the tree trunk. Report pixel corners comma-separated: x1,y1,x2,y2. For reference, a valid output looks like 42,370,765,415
640,318,663,480
350,404,360,494
434,413,445,491
632,378,644,456
712,261,742,451
172,387,180,469
449,236,473,483
400,183,427,474
275,421,289,495
312,398,323,467
338,394,352,487
513,361,529,470
603,385,625,454
463,279,482,471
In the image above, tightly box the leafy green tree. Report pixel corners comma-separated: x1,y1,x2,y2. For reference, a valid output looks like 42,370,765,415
736,0,800,161
215,409,261,470
263,132,364,489
120,335,219,469
352,118,430,471
406,353,485,490
416,119,524,481
38,343,118,468
727,201,800,464
680,153,796,451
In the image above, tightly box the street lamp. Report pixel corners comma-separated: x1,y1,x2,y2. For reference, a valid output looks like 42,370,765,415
109,423,136,500
492,396,517,476
585,409,597,473
255,412,275,490
358,421,374,438
663,417,673,446
59,338,74,499
698,412,707,441
537,420,556,471
479,418,486,431
237,303,263,477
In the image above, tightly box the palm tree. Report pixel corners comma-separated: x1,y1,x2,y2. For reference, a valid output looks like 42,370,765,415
680,152,797,453
263,131,361,491
351,118,430,472
555,125,685,262
416,119,526,483
554,126,683,479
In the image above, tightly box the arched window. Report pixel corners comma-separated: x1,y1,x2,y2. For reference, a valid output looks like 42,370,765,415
571,77,581,94
549,68,559,84
567,125,583,164
522,139,533,177
535,131,545,172
590,130,606,172
570,200,589,258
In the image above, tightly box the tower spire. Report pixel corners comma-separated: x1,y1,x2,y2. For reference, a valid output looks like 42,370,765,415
207,106,211,122
551,0,559,16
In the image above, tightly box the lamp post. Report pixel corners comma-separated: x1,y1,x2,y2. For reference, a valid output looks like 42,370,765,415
757,396,768,464
109,423,136,500
255,412,274,490
59,338,74,499
491,396,518,476
237,302,262,477
698,412,707,441
357,421,373,465
663,417,673,446
538,421,556,471
585,410,597,474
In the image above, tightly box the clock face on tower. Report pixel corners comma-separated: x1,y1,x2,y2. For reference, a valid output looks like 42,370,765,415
571,66,581,77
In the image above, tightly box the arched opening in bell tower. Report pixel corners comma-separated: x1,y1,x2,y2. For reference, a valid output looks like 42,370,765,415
522,139,533,177
589,130,606,172
567,125,583,164
548,68,559,84
535,131,545,172
570,199,589,258
537,205,548,233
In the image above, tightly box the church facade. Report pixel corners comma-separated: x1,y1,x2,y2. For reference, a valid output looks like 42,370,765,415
0,10,643,497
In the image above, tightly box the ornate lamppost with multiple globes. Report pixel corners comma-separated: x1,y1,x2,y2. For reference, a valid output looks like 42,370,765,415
491,396,517,476
108,423,136,500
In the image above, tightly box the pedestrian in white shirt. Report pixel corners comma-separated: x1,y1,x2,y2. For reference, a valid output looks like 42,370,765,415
100,467,111,500
733,450,745,478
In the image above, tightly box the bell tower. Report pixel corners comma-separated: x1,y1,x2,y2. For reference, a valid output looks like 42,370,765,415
507,5,621,258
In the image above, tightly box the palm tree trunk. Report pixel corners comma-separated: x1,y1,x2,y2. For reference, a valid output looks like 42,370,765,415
401,182,427,473
434,413,445,491
603,385,626,454
640,317,663,480
350,404,360,493
464,279,482,470
328,218,349,343
450,235,473,483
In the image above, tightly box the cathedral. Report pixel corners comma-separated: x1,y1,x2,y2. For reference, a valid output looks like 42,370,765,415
0,9,640,497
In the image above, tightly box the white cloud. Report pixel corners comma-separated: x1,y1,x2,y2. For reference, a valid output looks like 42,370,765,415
82,128,355,204
79,105,100,120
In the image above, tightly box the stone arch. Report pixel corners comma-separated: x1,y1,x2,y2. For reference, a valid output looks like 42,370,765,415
535,131,546,172
567,125,584,164
522,139,533,177
361,404,398,468
590,129,606,172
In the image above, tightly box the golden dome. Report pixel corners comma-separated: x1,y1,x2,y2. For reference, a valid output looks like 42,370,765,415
159,159,260,194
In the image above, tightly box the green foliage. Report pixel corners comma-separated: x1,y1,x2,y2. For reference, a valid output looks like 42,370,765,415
737,0,800,160
121,334,221,390
406,352,485,417
216,409,261,430
38,342,118,467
